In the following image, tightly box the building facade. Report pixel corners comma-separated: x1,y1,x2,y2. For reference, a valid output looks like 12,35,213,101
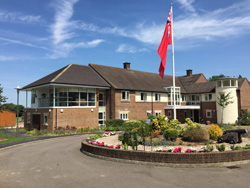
21,63,250,130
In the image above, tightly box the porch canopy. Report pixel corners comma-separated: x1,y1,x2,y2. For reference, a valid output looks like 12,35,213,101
164,105,200,110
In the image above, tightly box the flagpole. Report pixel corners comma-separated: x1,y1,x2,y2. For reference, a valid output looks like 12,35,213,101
171,3,176,120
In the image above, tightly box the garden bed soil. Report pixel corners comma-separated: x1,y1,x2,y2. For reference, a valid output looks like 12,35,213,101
96,134,250,152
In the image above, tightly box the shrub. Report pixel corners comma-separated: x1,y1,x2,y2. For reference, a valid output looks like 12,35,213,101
164,128,179,141
118,133,124,141
150,115,167,131
104,119,125,127
203,144,214,152
216,144,226,152
230,145,242,150
167,119,181,130
152,130,161,137
206,124,223,140
182,128,209,142
240,109,250,125
180,118,201,136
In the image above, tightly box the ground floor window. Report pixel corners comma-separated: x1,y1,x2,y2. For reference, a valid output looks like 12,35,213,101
99,112,105,126
120,113,128,120
27,112,31,123
43,113,48,125
155,111,161,116
168,111,171,117
206,110,212,118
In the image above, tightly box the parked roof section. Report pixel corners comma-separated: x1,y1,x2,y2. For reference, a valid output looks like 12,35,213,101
22,64,110,90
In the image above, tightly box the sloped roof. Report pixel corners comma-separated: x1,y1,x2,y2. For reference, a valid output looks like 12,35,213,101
22,64,110,90
90,64,192,93
184,81,216,94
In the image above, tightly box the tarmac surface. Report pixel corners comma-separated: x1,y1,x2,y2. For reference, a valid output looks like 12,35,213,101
1,135,250,188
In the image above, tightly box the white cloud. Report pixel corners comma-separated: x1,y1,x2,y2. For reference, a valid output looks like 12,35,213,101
48,39,104,59
116,44,149,53
176,0,196,13
0,9,42,24
48,0,104,59
0,55,18,61
50,0,79,44
0,37,49,50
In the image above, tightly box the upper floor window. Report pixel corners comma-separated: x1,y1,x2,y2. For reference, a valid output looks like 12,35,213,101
121,91,129,101
141,92,147,101
182,94,186,102
31,90,36,104
189,95,200,101
205,94,212,101
155,93,161,101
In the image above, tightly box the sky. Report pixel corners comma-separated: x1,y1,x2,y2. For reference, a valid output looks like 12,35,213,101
1,0,250,106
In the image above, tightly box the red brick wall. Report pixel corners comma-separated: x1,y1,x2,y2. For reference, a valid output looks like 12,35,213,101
24,89,100,131
111,90,166,120
0,110,16,127
240,79,250,112
200,102,217,124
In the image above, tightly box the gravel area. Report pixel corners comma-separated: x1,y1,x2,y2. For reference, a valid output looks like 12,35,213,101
96,134,250,152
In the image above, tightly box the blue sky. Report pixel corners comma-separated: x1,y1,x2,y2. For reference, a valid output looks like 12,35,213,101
1,0,250,106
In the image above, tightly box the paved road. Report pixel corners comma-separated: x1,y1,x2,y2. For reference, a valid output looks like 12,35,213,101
1,135,250,188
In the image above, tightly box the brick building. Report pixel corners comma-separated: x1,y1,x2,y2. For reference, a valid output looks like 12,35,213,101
21,63,250,130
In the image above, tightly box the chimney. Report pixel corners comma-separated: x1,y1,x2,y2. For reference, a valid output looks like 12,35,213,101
123,62,131,70
186,69,192,76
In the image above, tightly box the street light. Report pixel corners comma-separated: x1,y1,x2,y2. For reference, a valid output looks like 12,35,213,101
15,86,21,137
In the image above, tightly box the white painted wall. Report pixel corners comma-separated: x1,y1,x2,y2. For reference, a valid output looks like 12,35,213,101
216,87,238,124
135,92,168,102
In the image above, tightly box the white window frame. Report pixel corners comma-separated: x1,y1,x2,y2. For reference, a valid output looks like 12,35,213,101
155,93,161,102
141,92,147,101
27,112,31,123
120,113,128,120
206,110,212,118
155,111,161,116
121,90,130,101
205,94,212,101
43,113,48,125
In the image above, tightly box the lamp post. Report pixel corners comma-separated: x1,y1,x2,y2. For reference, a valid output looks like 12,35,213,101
15,86,21,137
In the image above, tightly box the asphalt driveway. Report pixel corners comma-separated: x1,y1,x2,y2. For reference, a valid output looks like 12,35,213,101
1,135,250,188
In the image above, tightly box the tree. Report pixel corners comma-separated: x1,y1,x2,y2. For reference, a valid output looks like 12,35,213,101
208,74,226,81
217,92,234,125
238,74,243,78
2,103,24,117
0,84,7,112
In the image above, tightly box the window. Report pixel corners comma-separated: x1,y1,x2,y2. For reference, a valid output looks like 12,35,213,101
155,111,161,116
182,94,186,102
120,113,128,120
121,91,129,101
147,111,152,117
141,92,147,101
31,90,36,104
44,113,48,125
168,111,171,117
206,110,212,118
155,93,161,101
27,112,31,123
205,94,212,101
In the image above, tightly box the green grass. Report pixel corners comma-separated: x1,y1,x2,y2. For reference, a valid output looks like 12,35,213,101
0,132,34,144
11,128,27,132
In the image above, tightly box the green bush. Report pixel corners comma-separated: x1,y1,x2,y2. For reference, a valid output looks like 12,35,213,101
216,144,226,152
203,144,214,152
86,134,103,142
182,128,209,142
150,115,167,131
164,128,179,141
167,119,181,130
240,109,250,125
104,119,125,127
118,133,124,141
180,118,201,136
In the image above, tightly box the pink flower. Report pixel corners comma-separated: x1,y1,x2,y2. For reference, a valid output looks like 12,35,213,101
109,145,114,148
173,147,182,153
115,144,121,149
185,149,193,153
162,148,167,152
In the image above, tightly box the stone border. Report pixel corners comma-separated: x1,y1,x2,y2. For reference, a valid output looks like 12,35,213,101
81,140,250,167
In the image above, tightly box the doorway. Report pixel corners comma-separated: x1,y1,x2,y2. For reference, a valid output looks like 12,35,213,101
32,114,41,130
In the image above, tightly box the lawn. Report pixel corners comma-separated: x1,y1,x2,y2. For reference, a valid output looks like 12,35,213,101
0,131,34,144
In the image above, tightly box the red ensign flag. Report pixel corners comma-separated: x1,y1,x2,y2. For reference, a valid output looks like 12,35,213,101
158,7,172,79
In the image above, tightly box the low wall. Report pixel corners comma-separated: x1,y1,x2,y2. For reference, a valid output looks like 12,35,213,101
81,140,250,164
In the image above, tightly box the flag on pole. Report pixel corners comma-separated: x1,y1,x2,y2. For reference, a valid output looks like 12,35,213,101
158,7,172,79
